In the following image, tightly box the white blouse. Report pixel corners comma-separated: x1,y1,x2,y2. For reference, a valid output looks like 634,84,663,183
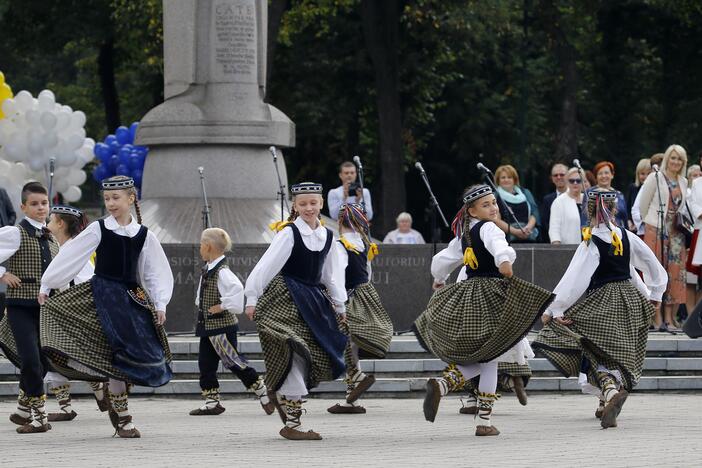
61,236,94,290
40,215,174,312
432,219,516,284
194,255,245,314
0,217,47,277
548,191,583,244
546,225,667,318
333,231,372,292
244,217,347,313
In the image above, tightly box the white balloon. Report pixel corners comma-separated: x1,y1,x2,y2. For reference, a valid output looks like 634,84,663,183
0,160,11,173
25,109,40,126
38,89,55,102
28,136,44,156
28,157,45,172
14,91,34,112
9,162,28,181
55,110,71,130
77,146,94,164
0,119,13,143
3,142,23,162
84,137,95,147
62,185,82,203
1,98,17,117
37,95,54,112
55,166,70,178
41,131,59,150
55,178,69,193
67,169,87,186
40,111,58,131
70,111,86,129
56,151,78,166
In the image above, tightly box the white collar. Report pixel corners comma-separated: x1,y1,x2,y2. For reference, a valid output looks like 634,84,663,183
294,217,327,241
468,218,482,229
24,217,46,230
207,255,226,271
592,224,622,238
340,231,364,249
103,214,141,235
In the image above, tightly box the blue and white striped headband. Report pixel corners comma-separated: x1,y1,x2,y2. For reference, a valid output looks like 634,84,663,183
291,182,323,195
462,185,493,205
50,205,82,218
102,178,135,190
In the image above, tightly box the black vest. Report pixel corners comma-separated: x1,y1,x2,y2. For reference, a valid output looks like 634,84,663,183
587,230,631,291
280,223,333,285
94,219,148,283
340,240,369,289
461,221,501,279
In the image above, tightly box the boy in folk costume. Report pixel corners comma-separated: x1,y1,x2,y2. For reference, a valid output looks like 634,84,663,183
43,205,110,421
189,227,273,416
39,176,174,438
413,185,554,436
327,203,393,414
0,182,58,433
245,182,348,440
533,188,666,428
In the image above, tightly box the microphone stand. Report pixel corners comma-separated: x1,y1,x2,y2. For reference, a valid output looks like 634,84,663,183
198,167,212,230
355,156,366,214
654,168,666,267
480,169,527,237
47,158,56,208
417,165,449,254
271,147,289,221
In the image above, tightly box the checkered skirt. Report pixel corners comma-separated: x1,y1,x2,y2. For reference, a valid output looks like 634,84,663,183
532,280,653,390
345,282,393,359
254,275,340,391
413,276,554,365
39,281,172,384
0,316,20,367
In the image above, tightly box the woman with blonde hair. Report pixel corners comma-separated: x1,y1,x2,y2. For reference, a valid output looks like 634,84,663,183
549,167,585,244
492,164,540,242
638,144,689,331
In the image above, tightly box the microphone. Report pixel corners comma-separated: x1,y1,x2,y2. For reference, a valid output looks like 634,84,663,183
49,157,56,177
269,146,277,162
476,162,492,174
415,161,425,174
573,158,582,170
652,164,659,173
353,155,362,169
197,166,204,175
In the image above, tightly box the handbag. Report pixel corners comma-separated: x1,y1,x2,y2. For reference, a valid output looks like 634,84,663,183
665,175,693,247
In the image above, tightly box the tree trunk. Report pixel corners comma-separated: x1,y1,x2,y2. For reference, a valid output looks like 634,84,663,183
539,0,578,162
265,0,289,101
97,38,121,133
360,0,404,235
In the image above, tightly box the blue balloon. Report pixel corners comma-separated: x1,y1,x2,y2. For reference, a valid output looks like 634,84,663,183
116,126,131,145
116,164,131,176
129,122,139,141
92,164,107,182
105,134,117,146
118,147,131,165
132,169,143,187
108,140,120,154
94,143,110,161
108,154,120,171
127,153,142,170
122,143,134,153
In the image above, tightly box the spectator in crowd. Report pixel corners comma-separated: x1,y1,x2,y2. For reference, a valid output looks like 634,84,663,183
0,186,15,228
638,144,688,331
581,161,628,228
539,163,568,243
382,212,425,244
626,158,651,230
493,164,540,242
583,170,596,189
327,161,373,221
631,153,665,236
549,167,584,245
685,164,702,314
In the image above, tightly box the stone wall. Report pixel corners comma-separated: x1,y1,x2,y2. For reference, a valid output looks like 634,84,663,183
164,243,579,333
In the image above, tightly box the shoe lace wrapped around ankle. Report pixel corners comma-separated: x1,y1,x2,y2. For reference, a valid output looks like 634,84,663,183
442,364,467,392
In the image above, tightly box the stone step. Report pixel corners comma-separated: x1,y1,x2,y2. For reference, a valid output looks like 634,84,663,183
1,375,701,397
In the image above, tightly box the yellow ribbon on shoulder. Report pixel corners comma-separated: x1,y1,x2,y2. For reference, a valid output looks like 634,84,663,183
463,247,478,270
268,220,292,232
89,252,96,266
367,243,379,261
340,236,360,254
611,230,624,256
581,227,592,242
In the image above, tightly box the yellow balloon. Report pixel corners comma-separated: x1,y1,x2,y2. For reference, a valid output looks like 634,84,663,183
0,70,14,119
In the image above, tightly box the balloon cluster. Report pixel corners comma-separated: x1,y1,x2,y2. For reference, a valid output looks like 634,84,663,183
92,122,148,190
0,89,92,204
0,71,13,119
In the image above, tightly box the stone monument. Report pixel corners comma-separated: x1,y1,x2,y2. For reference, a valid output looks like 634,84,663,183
135,0,295,243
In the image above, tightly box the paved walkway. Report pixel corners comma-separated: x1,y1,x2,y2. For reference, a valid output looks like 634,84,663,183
0,394,700,467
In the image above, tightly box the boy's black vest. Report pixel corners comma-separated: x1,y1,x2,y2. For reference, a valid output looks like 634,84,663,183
6,219,59,306
281,223,333,284
93,219,147,284
196,258,238,337
587,230,631,291
461,221,501,279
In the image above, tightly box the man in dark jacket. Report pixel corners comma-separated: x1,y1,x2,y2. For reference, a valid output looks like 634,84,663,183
0,186,15,319
539,163,568,243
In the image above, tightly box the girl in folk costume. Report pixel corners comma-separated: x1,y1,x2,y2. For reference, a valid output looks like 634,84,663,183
0,182,58,433
42,206,111,422
189,227,273,416
327,203,393,414
244,182,348,441
413,184,554,436
533,188,666,429
38,176,174,438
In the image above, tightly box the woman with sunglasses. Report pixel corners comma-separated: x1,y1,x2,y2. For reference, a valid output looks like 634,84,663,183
549,167,585,244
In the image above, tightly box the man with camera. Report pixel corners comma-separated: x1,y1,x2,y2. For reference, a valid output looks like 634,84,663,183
328,161,374,221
